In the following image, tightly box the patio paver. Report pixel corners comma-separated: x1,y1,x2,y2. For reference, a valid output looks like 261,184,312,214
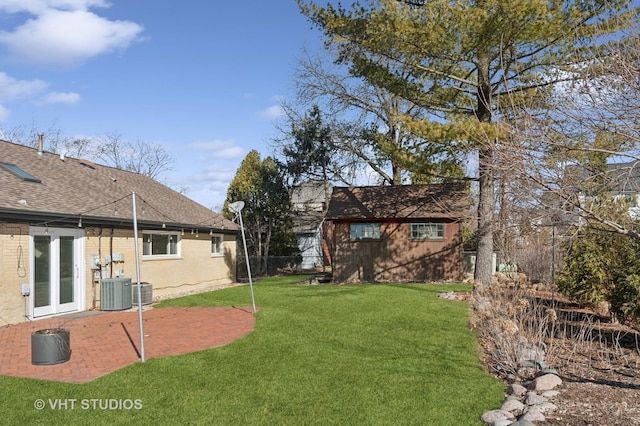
0,306,256,383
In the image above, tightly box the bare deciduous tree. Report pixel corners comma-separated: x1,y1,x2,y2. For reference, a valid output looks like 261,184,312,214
479,10,640,281
1,123,173,180
299,0,633,285
95,132,173,180
508,12,640,239
274,49,463,187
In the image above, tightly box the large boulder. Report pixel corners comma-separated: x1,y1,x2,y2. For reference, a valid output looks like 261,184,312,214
526,373,562,392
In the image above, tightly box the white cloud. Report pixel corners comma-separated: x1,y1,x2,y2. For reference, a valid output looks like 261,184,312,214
0,1,109,15
0,72,48,99
172,141,247,209
189,140,244,160
0,104,10,123
39,91,81,105
260,105,283,119
192,164,237,186
174,163,239,210
185,186,229,211
0,2,143,67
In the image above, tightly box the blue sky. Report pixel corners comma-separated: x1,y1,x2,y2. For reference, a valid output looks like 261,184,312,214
0,0,327,210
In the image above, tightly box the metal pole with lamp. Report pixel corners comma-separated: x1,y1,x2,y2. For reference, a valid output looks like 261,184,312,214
132,192,146,362
229,201,256,313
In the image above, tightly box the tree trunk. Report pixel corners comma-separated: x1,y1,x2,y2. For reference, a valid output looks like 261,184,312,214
255,217,264,275
390,123,402,184
263,220,273,276
392,163,401,184
474,48,495,286
476,146,494,286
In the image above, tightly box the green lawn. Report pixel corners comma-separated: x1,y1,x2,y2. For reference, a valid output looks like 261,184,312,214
1,277,504,425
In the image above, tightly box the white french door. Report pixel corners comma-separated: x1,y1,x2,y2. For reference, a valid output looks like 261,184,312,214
31,227,85,318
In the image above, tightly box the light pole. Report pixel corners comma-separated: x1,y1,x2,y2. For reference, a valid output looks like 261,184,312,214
229,201,256,313
132,192,145,362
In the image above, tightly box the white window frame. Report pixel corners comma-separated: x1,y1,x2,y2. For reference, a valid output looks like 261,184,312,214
410,223,444,240
142,231,181,259
349,223,381,241
211,234,224,256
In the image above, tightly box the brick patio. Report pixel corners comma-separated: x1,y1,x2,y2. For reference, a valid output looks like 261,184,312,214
0,306,256,383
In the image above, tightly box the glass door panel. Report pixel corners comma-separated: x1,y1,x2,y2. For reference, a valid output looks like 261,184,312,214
32,228,83,318
59,236,74,305
34,235,51,309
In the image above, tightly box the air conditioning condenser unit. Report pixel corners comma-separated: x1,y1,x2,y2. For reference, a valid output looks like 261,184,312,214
132,282,153,305
101,278,132,311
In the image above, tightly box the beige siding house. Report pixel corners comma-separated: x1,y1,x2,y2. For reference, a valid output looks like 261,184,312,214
0,140,238,326
326,184,468,283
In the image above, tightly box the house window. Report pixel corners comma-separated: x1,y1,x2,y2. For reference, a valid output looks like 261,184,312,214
211,234,223,256
350,223,381,240
411,223,444,240
143,231,180,258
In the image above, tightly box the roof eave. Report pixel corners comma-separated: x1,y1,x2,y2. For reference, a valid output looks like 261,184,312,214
0,208,239,234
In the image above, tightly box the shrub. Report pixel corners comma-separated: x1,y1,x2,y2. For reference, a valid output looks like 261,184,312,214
558,228,640,323
612,274,640,323
469,282,558,380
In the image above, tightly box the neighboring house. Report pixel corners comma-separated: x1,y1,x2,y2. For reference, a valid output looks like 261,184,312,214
0,140,238,327
291,182,331,270
545,161,640,223
325,184,468,283
515,161,640,283
601,161,640,219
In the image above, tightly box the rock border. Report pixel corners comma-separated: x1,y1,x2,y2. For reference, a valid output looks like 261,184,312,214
481,369,562,425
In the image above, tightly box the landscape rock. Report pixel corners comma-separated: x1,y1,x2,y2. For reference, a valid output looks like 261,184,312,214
535,368,558,377
526,373,562,391
519,407,546,422
518,359,546,371
506,383,528,397
501,398,525,413
510,420,536,426
525,392,546,406
516,341,546,367
533,401,558,413
481,409,515,424
541,390,559,398
493,338,548,378
482,370,563,425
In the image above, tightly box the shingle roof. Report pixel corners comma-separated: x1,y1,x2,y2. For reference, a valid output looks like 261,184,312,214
325,184,468,221
0,140,237,232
